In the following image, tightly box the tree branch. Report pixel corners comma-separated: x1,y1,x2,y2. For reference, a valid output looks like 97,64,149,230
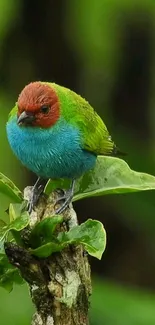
5,187,91,325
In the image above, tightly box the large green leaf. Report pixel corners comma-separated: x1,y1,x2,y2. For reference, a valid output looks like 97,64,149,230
0,172,22,203
45,156,155,201
58,219,106,259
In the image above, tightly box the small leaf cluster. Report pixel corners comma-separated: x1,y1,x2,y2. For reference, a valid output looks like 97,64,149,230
0,202,106,291
30,217,106,259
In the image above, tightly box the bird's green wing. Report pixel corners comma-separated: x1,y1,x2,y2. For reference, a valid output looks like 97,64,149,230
8,104,18,121
52,83,115,156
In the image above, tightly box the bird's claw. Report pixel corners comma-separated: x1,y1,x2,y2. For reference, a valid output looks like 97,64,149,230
27,179,46,214
27,179,75,215
54,179,75,215
27,201,33,214
55,189,73,214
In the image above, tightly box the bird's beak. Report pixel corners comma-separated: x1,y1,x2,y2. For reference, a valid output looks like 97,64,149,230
17,111,35,126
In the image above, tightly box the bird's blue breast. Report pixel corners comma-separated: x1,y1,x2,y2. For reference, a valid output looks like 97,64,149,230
6,117,96,179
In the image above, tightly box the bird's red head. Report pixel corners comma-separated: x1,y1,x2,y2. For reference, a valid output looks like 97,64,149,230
17,82,60,128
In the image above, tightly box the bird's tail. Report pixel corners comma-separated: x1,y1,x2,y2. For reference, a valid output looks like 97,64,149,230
112,145,127,157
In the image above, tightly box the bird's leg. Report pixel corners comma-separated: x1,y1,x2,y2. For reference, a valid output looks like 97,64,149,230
28,177,47,213
55,179,75,215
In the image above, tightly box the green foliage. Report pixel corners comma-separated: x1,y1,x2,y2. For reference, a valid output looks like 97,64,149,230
45,156,155,201
31,218,106,259
0,209,105,288
0,207,29,242
29,215,64,248
57,219,106,259
9,203,27,221
0,203,29,291
0,172,22,203
0,254,24,292
0,169,108,290
30,242,63,258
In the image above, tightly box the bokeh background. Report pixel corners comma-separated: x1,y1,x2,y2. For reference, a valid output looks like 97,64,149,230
1,0,155,324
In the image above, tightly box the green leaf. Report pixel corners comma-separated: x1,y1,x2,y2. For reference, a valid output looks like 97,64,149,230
45,156,155,201
58,219,106,259
0,220,7,229
31,242,63,258
9,202,27,222
8,203,28,244
0,254,24,292
29,215,63,248
31,219,106,259
0,211,29,242
7,211,29,232
0,172,22,203
0,224,6,253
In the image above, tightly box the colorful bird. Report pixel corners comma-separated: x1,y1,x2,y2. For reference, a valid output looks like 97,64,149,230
6,81,118,213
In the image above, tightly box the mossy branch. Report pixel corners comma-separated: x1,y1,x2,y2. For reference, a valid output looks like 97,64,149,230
5,187,91,325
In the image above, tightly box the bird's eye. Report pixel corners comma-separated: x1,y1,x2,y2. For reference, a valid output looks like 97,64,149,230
40,105,50,114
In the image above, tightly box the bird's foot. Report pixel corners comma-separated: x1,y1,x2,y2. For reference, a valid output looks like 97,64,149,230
55,190,73,215
28,185,44,214
55,180,75,214
28,178,47,214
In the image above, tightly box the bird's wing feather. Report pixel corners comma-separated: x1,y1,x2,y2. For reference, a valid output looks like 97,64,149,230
52,83,115,155
8,105,18,120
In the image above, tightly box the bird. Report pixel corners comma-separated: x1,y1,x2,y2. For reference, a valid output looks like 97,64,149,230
6,81,119,214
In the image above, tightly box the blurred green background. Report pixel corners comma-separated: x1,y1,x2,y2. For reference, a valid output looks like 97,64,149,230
1,0,155,324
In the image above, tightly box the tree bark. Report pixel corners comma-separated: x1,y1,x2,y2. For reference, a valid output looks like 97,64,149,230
5,187,91,325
